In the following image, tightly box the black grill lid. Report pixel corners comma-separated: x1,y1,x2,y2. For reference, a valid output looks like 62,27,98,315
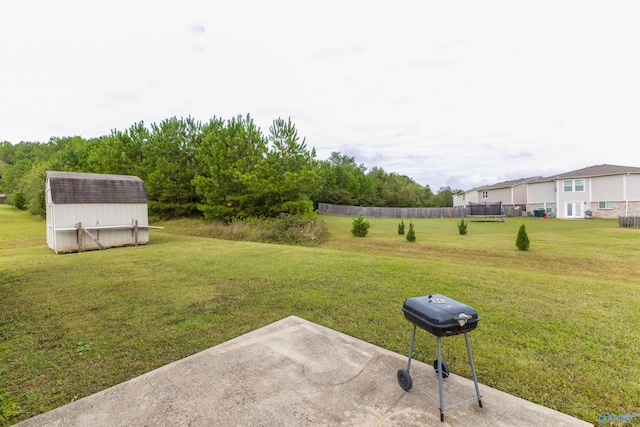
401,294,480,336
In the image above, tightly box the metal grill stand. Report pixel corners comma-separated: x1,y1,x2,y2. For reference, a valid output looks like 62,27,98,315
397,295,483,422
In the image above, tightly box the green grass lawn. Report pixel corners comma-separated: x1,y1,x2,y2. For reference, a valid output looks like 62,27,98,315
1,205,639,426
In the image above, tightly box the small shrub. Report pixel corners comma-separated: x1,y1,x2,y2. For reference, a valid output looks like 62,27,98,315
516,223,530,251
351,214,370,237
10,191,27,210
398,219,405,235
458,218,468,235
406,221,416,242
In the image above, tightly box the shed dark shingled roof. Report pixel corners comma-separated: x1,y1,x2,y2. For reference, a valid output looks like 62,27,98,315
47,171,148,204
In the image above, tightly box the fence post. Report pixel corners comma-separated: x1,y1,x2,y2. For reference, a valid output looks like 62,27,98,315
77,222,83,252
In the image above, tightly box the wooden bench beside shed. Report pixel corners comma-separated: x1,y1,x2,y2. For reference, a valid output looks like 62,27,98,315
46,171,158,254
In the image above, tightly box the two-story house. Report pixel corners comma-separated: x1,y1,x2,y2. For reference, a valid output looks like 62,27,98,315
468,177,540,211
526,164,640,219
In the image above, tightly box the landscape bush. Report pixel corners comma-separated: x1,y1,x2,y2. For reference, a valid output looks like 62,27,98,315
351,214,370,237
406,221,416,242
516,223,530,250
398,219,405,235
10,191,26,210
458,218,468,235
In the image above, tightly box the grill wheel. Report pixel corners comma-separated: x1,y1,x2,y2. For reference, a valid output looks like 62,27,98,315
397,369,413,391
433,359,450,379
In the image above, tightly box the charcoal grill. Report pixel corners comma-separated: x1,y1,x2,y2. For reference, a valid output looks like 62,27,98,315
397,294,483,422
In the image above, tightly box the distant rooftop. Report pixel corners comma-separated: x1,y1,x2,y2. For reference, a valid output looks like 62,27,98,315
469,164,640,190
474,176,540,191
533,164,640,183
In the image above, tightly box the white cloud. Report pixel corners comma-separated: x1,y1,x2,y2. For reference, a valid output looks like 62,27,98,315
1,0,638,190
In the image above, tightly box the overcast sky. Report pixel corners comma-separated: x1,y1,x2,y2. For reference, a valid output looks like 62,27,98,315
1,0,638,191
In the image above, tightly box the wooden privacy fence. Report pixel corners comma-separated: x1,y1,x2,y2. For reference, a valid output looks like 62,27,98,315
619,216,640,228
318,203,521,219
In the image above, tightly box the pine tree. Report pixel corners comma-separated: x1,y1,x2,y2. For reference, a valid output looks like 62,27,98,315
351,214,370,237
458,218,468,235
516,223,530,251
398,219,405,235
406,221,416,242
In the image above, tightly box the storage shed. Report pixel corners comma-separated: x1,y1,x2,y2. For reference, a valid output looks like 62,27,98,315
46,171,152,253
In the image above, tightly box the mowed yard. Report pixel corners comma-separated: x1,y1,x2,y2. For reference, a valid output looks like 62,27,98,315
1,204,639,426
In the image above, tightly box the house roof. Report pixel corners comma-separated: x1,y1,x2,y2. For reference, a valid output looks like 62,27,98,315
534,164,640,183
474,176,540,191
47,171,148,204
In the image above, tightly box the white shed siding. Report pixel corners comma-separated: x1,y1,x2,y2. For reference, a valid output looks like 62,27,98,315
46,171,150,254
49,203,149,253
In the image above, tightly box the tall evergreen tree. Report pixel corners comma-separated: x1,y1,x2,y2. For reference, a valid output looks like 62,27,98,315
143,117,202,217
248,117,318,216
192,114,266,220
87,122,149,176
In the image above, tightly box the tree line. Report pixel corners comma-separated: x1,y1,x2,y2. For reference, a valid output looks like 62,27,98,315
0,115,457,219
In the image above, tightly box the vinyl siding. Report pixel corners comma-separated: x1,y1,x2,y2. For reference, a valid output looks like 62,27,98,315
591,175,624,201
527,181,554,202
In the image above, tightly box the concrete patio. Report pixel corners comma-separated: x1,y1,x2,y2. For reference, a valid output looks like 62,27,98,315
15,316,592,426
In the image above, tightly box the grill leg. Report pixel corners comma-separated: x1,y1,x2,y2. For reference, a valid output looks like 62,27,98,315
464,332,483,408
437,336,445,422
406,324,417,372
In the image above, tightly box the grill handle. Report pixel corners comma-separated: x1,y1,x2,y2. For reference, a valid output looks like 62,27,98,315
455,313,472,326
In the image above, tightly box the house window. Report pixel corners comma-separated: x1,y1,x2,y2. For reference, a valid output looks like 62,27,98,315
538,203,552,213
563,179,584,192
482,191,488,199
598,201,613,209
